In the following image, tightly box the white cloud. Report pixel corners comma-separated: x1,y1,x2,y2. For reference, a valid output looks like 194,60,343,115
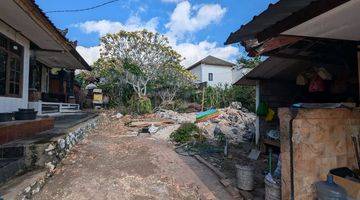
75,1,237,67
165,1,226,40
76,16,159,36
174,41,239,67
77,41,239,67
76,46,101,65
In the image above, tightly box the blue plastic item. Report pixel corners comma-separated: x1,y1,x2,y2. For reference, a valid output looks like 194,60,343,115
315,175,347,200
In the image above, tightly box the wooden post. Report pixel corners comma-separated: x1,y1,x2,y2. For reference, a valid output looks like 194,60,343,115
255,80,260,145
358,49,360,103
201,87,205,111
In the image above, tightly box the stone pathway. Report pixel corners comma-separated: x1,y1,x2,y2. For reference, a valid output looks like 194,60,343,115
32,116,234,200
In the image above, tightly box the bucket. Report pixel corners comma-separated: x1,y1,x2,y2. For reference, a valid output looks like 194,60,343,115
235,165,254,191
265,178,281,200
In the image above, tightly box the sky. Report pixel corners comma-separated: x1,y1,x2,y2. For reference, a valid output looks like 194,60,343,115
35,0,277,68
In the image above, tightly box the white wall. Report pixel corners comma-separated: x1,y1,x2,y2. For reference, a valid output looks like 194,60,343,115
189,65,202,83
232,67,252,84
0,21,30,113
201,64,233,87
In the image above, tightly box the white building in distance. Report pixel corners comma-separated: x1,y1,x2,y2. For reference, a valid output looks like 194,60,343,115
187,55,242,87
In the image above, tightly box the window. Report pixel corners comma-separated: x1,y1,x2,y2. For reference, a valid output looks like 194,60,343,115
208,73,213,81
0,50,7,95
0,33,23,97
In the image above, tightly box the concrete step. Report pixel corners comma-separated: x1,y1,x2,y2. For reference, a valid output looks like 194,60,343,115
0,158,25,184
0,146,25,159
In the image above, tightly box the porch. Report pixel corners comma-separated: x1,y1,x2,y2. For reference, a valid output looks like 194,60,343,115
28,102,80,115
0,112,97,184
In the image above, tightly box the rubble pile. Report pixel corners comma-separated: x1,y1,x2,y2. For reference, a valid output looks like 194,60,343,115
199,105,256,144
157,102,256,144
156,109,196,124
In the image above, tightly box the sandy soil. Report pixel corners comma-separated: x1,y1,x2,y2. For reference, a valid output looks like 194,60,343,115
32,115,234,200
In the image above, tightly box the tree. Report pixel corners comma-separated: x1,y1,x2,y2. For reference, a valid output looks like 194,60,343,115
155,63,194,105
100,30,183,99
237,56,261,68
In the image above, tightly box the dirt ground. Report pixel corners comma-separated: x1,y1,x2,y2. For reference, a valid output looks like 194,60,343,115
32,115,235,200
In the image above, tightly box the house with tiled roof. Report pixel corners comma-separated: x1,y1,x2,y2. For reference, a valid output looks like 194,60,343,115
0,0,91,117
187,55,237,87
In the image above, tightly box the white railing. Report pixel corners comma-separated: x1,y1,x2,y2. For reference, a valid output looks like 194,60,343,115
28,101,80,115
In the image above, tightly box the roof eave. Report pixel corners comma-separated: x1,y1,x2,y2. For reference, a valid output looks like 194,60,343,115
17,0,91,71
225,0,350,46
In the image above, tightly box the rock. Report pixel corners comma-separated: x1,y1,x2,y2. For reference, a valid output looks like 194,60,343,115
230,102,242,110
45,162,55,171
156,109,196,123
115,113,123,119
231,128,239,135
24,186,31,193
58,139,66,149
148,124,159,134
45,144,55,152
152,124,180,140
31,186,40,194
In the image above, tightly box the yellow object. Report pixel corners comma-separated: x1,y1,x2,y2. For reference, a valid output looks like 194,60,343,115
265,108,275,122
93,93,103,104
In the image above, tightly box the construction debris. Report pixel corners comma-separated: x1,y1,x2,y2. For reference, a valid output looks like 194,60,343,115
156,103,256,144
198,106,256,144
156,109,196,123
127,119,175,128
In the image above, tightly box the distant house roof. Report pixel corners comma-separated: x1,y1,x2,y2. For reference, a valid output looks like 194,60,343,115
187,56,236,70
225,0,349,45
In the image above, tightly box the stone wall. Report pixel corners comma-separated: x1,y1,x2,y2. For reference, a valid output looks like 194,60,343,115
279,108,358,199
20,116,99,199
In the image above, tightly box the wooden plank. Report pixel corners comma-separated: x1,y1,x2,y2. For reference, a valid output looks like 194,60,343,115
194,155,227,179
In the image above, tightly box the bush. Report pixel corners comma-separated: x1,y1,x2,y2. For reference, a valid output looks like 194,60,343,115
179,85,255,112
129,96,153,114
170,123,200,143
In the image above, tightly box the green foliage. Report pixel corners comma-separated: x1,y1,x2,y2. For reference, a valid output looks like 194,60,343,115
123,58,144,77
129,96,153,114
237,56,262,69
170,123,200,143
181,85,256,112
100,30,186,99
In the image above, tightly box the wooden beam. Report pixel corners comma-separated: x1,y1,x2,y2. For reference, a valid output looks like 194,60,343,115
357,50,360,103
248,35,303,56
264,52,344,65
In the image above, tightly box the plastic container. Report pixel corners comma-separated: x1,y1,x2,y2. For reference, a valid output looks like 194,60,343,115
14,109,37,120
315,175,347,200
265,177,281,200
235,165,254,191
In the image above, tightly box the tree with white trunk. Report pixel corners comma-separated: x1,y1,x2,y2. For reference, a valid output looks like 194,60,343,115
100,30,185,99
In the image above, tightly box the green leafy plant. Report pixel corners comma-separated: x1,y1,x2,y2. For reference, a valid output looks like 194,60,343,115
179,85,256,112
129,96,153,114
170,123,200,143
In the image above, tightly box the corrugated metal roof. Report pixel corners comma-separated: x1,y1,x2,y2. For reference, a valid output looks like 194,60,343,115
225,0,317,45
187,55,236,70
